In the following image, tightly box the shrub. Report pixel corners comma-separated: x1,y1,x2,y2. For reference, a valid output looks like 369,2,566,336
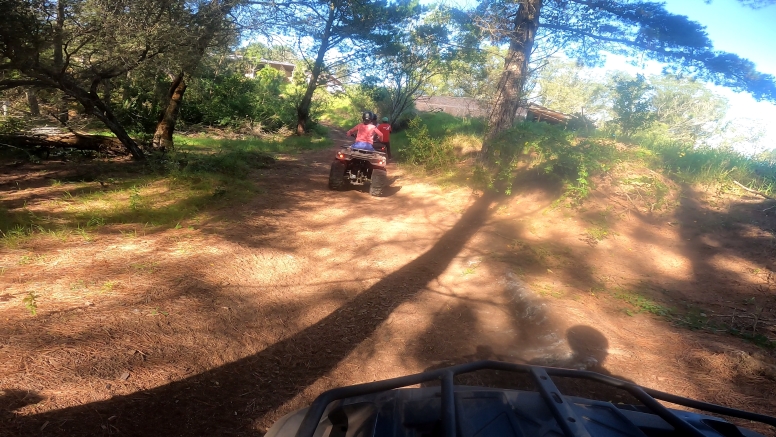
402,117,459,172
0,116,27,134
484,122,619,198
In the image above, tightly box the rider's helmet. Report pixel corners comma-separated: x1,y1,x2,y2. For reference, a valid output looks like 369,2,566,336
381,117,389,123
362,111,374,124
371,113,378,123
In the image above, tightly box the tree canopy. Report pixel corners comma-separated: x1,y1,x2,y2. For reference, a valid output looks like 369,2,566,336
0,0,243,158
249,0,417,134
474,0,776,156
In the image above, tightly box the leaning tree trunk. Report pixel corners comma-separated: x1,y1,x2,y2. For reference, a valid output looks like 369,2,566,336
91,101,144,160
103,79,112,107
152,72,187,150
482,0,542,159
296,6,335,135
62,81,145,159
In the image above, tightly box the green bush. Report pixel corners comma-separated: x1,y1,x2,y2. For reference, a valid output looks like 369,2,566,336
0,116,27,134
402,117,459,172
484,122,619,198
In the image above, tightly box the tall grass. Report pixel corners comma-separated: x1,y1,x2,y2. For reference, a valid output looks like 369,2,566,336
636,133,776,195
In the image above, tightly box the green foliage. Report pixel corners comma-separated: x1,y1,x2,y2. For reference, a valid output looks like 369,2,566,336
648,75,729,146
637,133,776,195
613,289,672,317
0,117,27,134
402,117,459,171
585,225,610,242
320,93,359,129
431,45,504,100
485,122,618,198
182,75,256,127
181,68,298,131
0,134,328,248
23,291,38,315
528,58,607,117
609,73,656,138
240,42,298,65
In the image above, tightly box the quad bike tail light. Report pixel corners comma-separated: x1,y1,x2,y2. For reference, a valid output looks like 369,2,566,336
336,151,346,160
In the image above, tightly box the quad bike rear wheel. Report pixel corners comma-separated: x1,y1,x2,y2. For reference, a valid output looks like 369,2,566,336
329,160,347,190
370,168,388,197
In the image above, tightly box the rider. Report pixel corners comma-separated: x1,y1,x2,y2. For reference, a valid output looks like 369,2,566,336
347,111,384,151
375,117,392,159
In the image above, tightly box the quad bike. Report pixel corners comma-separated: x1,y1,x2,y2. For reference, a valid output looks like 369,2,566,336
266,360,776,437
328,143,388,196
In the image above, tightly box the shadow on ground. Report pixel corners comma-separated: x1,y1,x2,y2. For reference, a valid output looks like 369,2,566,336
5,191,497,436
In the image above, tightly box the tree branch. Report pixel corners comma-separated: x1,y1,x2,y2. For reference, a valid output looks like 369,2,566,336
733,180,776,200
0,79,51,91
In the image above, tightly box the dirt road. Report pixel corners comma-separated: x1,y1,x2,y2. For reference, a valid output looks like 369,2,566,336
2,132,776,436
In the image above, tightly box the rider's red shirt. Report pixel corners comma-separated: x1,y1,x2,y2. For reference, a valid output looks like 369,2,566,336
376,123,391,143
347,123,384,144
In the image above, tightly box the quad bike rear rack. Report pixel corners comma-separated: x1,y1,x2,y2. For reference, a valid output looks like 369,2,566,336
293,360,776,437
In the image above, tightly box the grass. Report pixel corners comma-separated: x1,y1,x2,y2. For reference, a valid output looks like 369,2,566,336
585,224,610,242
381,110,776,203
174,132,331,155
607,287,776,350
634,133,776,196
612,287,672,317
130,262,159,274
22,291,38,315
391,112,486,160
1,132,326,248
100,280,117,294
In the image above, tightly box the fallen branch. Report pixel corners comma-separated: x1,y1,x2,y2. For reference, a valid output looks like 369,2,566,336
733,180,776,201
707,313,776,324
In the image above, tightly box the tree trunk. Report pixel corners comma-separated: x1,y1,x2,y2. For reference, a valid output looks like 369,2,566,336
482,0,542,159
152,72,187,151
57,96,69,124
0,133,125,154
147,1,235,147
103,79,112,107
26,89,40,116
54,1,64,71
92,102,145,159
64,82,145,159
296,6,336,135
54,0,69,126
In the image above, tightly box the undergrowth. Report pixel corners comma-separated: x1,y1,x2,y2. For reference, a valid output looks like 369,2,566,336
611,287,775,349
0,134,325,248
392,112,776,203
475,122,619,198
635,133,776,196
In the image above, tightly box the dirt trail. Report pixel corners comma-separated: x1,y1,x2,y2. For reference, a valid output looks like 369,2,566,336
2,130,776,436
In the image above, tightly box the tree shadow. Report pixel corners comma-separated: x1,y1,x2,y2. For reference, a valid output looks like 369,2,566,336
0,389,44,415
6,192,498,436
